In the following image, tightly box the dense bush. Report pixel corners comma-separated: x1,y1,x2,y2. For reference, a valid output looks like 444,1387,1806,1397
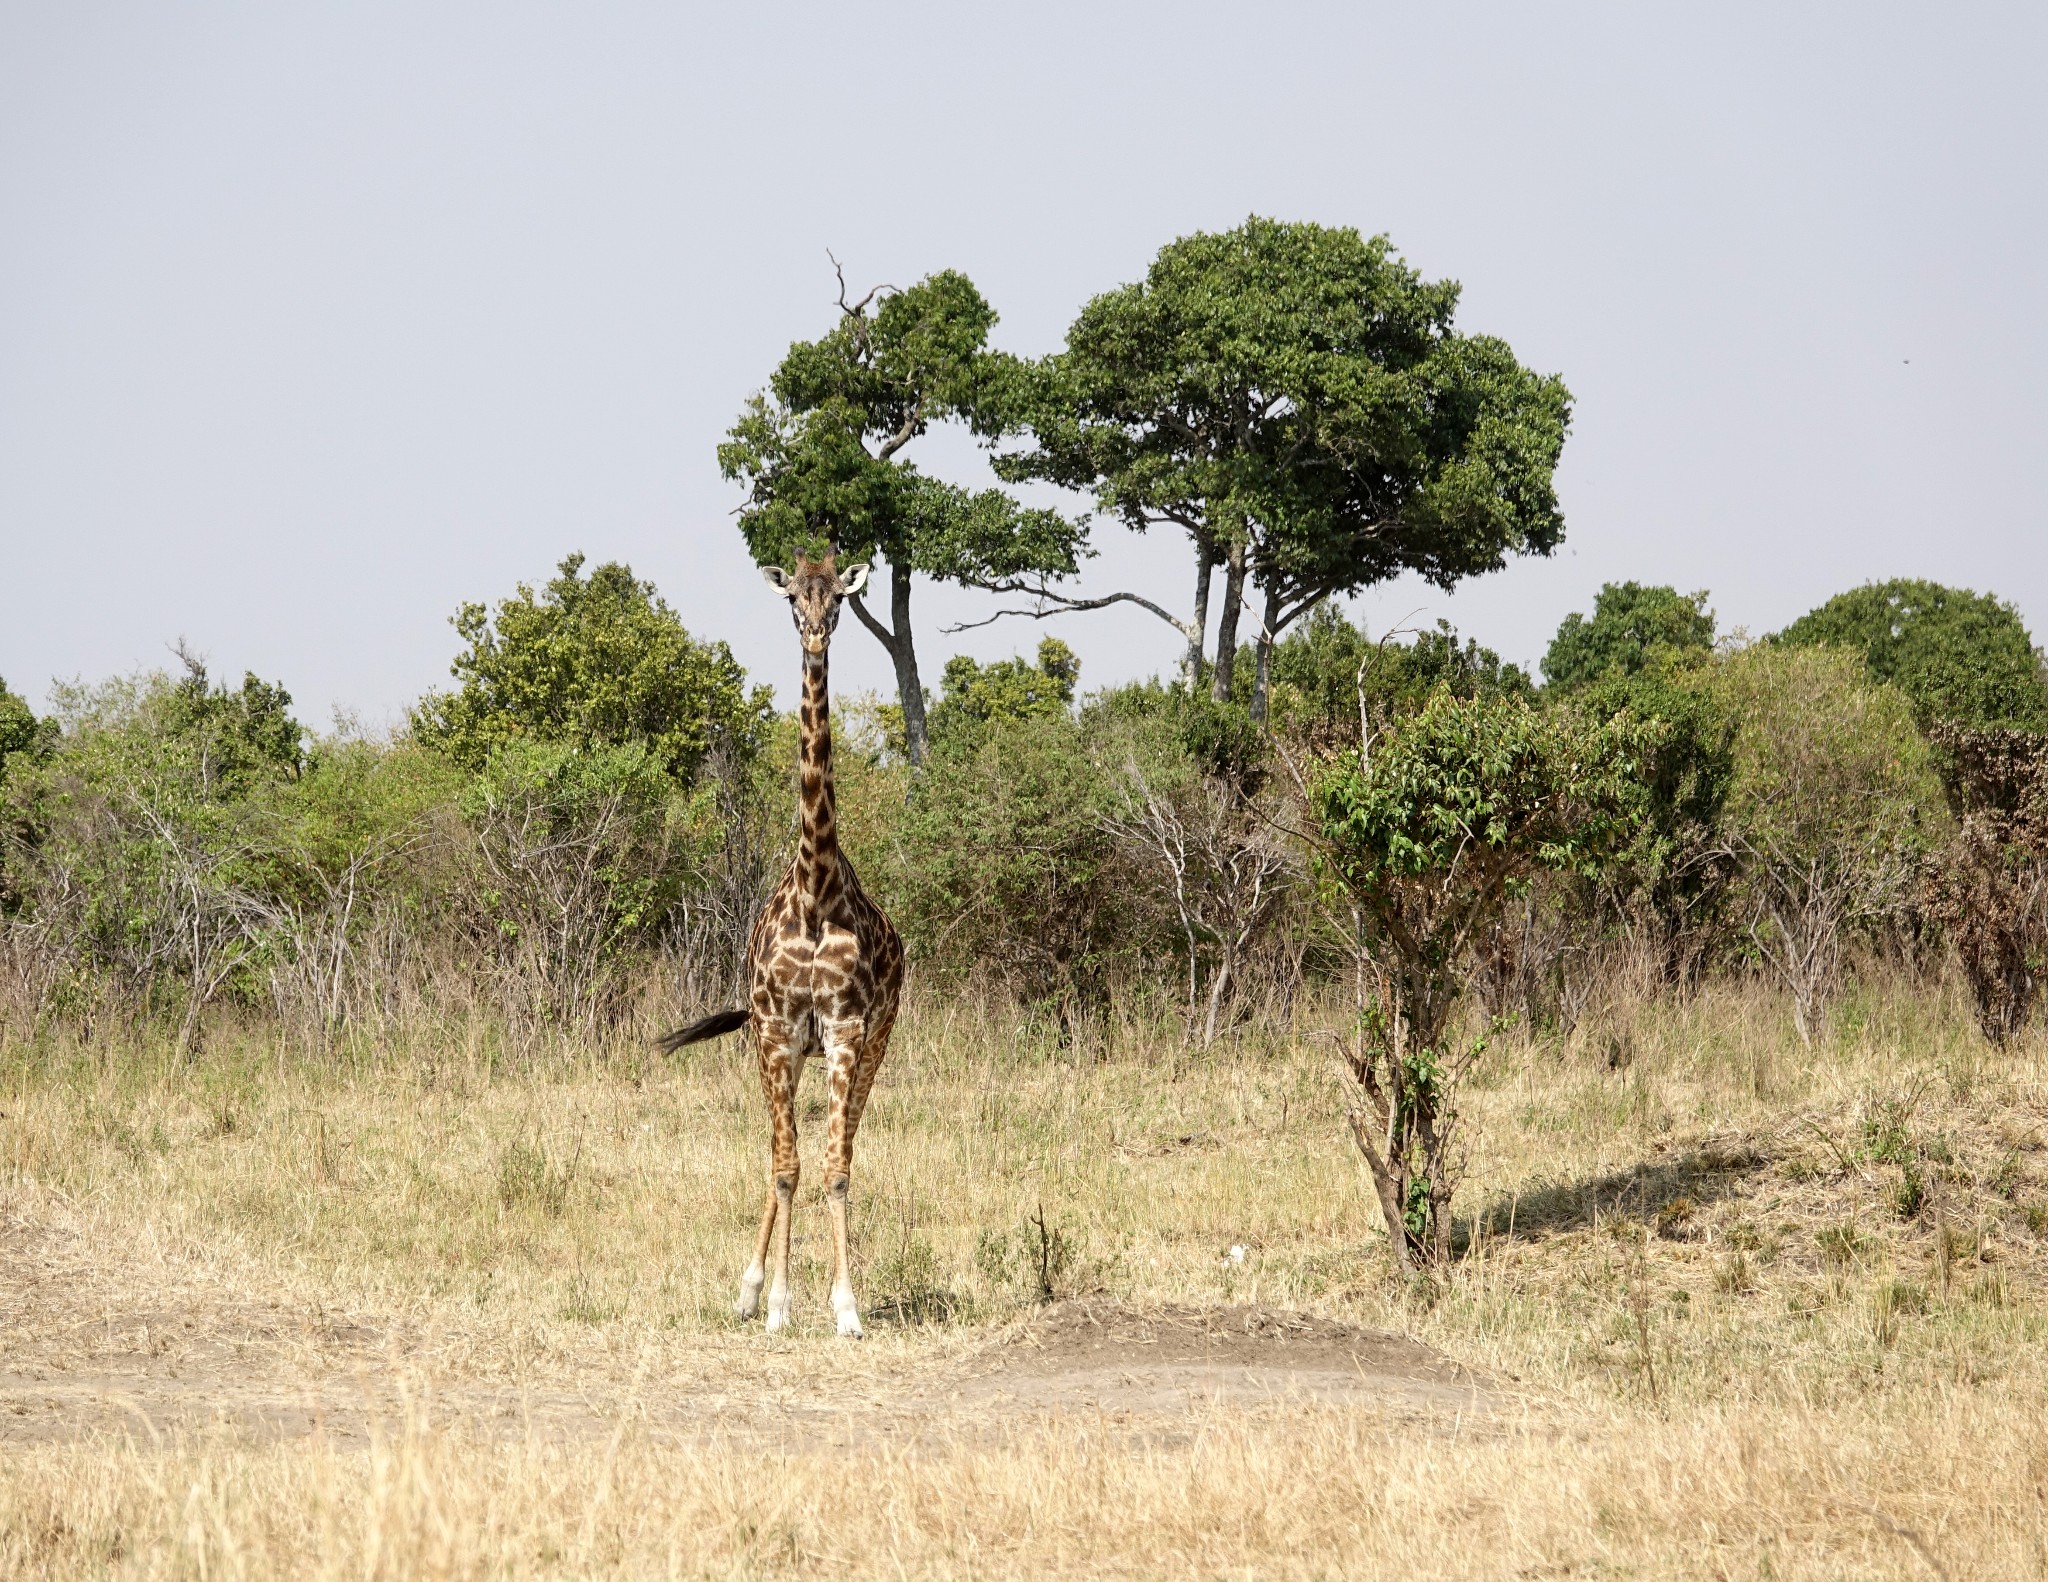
1542,582,1715,689
1707,643,1946,1044
1778,578,2048,730
414,555,771,782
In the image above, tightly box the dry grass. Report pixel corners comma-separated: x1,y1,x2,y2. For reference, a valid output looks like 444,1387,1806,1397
1,973,2045,1577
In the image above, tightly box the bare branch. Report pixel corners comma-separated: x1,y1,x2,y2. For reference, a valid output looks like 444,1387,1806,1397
944,582,1192,637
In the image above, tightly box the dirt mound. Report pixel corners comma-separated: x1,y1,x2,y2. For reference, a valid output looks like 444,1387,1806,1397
944,1299,1487,1416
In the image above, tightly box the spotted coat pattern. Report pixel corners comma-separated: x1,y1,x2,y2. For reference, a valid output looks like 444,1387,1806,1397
738,554,905,1336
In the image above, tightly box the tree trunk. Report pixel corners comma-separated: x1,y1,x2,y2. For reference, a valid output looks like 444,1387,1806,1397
846,554,930,767
1250,583,1284,724
1183,535,1216,693
1209,538,1248,703
888,557,930,768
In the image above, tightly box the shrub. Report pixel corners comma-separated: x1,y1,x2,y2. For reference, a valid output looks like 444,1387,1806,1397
1311,687,1657,1263
1542,582,1715,690
414,554,771,783
1709,644,1945,1044
1778,578,2048,730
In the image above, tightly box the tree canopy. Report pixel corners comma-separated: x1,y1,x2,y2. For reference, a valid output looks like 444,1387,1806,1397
1543,582,1715,689
1776,578,2048,730
720,269,1085,764
413,555,770,783
928,638,1081,740
1001,217,1571,717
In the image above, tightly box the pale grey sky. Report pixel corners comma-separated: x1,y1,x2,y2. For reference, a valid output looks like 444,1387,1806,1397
3,3,2043,725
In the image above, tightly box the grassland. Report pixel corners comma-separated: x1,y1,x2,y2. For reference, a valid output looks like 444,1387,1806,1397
0,974,2044,1578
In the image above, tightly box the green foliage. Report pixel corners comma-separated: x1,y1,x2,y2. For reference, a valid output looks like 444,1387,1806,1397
1007,216,1572,670
885,710,1165,1007
1317,691,1657,901
928,638,1080,739
1315,689,1657,1263
1710,645,1943,881
0,678,52,785
1543,583,1715,690
1706,644,1945,1043
0,663,303,1022
1777,578,2048,729
1567,661,1738,969
413,555,769,784
1265,604,1532,749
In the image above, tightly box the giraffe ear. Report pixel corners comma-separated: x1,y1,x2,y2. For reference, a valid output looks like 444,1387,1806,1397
838,563,870,599
761,566,793,596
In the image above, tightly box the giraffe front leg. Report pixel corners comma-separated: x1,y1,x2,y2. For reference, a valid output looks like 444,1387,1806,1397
752,1021,802,1333
821,1018,867,1338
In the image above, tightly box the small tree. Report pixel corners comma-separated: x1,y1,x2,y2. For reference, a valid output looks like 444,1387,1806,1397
1306,689,1655,1264
927,638,1081,740
413,554,769,783
1923,725,2048,1048
1778,578,2048,730
1710,644,1944,1045
721,269,1086,765
1542,582,1715,690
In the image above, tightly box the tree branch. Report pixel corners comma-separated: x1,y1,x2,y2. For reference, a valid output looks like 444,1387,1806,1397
846,592,899,654
942,583,1192,637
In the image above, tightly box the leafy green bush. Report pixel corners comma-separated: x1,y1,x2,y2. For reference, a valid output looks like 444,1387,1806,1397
1312,687,1658,1263
414,555,771,783
885,708,1168,1011
1264,605,1531,752
1778,579,2048,730
927,638,1080,741
1543,583,1715,690
1708,643,1946,1044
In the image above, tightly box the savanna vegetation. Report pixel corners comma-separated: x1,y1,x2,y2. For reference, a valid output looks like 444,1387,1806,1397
3,217,2047,1578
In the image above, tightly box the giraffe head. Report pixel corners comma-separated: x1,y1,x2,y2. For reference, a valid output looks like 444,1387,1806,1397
763,553,870,656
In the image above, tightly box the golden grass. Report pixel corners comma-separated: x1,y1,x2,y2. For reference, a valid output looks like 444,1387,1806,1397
1,973,2044,1578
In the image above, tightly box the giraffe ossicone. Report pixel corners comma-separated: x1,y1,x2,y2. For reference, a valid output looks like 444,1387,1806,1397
658,551,904,1339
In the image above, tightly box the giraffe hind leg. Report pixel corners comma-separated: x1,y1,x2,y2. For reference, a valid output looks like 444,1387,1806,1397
736,1183,775,1320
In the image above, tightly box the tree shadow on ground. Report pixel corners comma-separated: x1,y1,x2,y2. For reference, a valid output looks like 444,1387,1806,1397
1455,1136,1775,1255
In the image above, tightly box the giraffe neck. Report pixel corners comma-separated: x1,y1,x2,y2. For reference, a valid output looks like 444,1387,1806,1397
795,647,841,916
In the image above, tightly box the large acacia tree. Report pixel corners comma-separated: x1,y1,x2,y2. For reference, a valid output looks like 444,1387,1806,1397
995,217,1572,718
720,269,1085,765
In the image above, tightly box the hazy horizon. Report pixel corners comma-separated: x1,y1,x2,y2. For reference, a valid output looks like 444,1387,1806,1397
5,4,2044,727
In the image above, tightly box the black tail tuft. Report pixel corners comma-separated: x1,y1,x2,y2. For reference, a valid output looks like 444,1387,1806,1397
656,1008,749,1054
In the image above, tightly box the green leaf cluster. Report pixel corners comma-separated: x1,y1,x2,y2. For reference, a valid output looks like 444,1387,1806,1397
1316,690,1659,900
929,638,1081,740
719,272,1084,584
1777,578,2048,730
413,555,770,784
1007,217,1571,615
1542,582,1716,690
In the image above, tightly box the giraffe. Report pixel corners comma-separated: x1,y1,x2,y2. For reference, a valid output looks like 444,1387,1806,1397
658,552,905,1337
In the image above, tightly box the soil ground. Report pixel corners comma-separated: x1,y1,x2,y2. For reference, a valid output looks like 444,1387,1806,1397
0,1204,1487,1453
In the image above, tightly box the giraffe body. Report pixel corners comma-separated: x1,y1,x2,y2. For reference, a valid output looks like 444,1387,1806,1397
661,553,903,1337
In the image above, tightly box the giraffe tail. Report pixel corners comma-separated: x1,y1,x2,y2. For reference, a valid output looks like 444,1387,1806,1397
655,1008,749,1053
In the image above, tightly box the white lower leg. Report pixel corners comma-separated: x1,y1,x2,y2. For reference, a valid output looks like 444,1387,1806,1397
735,1260,765,1320
826,1175,862,1338
763,1175,795,1332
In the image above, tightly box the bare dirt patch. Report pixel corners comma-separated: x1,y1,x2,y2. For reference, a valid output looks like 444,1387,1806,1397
0,1203,1484,1448
945,1298,1487,1417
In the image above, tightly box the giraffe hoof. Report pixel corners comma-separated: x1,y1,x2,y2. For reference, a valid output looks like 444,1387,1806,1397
735,1275,764,1321
836,1310,865,1339
765,1305,791,1334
